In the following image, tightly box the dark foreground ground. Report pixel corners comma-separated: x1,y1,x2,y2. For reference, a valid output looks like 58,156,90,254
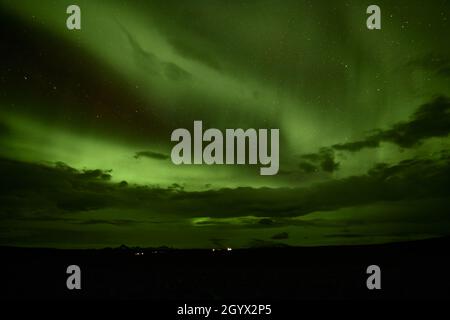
1,237,449,300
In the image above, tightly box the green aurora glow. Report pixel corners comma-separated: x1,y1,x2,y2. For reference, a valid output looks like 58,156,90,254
0,0,449,248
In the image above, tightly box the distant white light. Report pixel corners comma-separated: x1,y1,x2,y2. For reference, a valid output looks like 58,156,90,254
227,248,232,251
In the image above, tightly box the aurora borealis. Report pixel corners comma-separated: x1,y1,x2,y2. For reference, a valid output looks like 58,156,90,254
0,0,449,248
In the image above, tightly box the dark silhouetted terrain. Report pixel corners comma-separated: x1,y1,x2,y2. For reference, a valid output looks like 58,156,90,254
1,237,449,300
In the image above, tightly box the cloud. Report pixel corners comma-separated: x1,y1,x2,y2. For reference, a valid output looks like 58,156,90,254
300,148,339,173
1,153,450,248
76,219,138,226
298,161,318,173
258,218,275,226
79,169,112,180
409,54,450,78
247,239,290,248
333,96,450,151
167,152,450,218
1,151,450,223
134,150,169,160
209,238,227,247
0,158,117,218
271,232,289,240
324,233,364,238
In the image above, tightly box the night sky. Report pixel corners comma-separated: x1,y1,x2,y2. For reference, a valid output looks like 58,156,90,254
0,0,449,248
